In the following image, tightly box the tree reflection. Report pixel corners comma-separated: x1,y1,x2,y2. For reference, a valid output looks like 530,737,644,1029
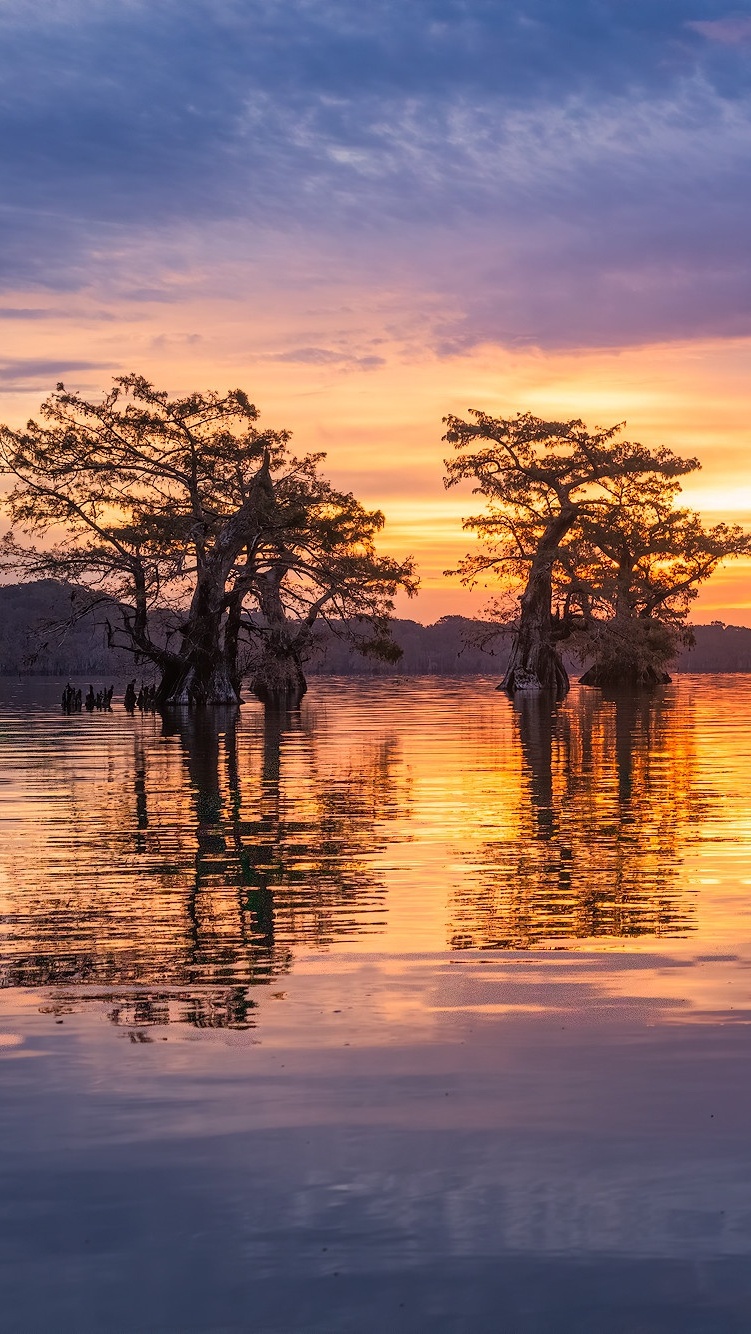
449,687,706,949
1,703,409,1028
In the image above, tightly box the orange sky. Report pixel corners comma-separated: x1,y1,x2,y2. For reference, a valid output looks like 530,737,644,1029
2,284,751,625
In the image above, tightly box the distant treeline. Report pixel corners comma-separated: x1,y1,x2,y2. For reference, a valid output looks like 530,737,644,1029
304,621,751,677
0,579,749,677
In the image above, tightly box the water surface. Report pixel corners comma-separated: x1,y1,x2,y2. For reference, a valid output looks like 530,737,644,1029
2,676,751,1331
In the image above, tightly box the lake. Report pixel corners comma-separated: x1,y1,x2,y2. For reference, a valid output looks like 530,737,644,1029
2,675,751,1332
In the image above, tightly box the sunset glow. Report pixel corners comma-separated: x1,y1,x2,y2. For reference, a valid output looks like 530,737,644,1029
2,2,751,622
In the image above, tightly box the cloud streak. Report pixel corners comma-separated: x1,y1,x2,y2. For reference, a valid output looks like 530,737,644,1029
0,359,115,388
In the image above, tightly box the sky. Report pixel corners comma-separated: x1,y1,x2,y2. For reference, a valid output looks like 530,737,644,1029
2,0,751,622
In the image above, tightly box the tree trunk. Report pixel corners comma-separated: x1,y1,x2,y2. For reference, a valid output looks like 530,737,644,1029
501,509,576,699
158,652,240,707
248,566,308,707
223,584,248,698
158,575,238,705
158,456,274,707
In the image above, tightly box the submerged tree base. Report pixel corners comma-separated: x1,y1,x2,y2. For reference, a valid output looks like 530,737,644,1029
500,656,570,700
578,663,671,688
249,653,307,708
157,662,241,708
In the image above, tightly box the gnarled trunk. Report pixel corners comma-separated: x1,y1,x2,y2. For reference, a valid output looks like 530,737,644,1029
158,457,274,707
501,600,570,697
501,508,576,699
157,579,240,706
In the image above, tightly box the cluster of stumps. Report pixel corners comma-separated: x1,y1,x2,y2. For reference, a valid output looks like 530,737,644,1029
61,684,115,713
123,682,159,713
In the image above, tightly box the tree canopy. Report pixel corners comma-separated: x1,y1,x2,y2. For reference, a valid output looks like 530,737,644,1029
444,410,751,692
0,375,417,705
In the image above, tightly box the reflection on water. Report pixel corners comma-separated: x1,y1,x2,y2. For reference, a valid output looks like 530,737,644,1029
450,689,706,949
0,675,723,1029
4,677,751,1332
0,689,409,1026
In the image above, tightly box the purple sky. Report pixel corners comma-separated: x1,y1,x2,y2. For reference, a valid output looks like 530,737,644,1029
1,1,751,358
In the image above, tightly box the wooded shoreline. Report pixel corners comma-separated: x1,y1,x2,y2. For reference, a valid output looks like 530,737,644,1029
1,580,749,678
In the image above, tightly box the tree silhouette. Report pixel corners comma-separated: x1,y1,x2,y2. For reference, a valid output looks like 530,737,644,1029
572,472,751,686
443,410,737,694
0,376,416,705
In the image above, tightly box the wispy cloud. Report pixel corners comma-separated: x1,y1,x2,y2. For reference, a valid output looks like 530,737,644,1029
689,17,751,45
265,346,385,369
0,359,115,387
0,307,118,321
0,309,58,321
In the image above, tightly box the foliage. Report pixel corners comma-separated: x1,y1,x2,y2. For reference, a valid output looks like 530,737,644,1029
0,375,417,703
444,409,751,689
444,410,695,594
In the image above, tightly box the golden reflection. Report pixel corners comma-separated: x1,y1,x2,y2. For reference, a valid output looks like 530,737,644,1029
0,702,410,1027
0,679,723,1032
448,688,707,949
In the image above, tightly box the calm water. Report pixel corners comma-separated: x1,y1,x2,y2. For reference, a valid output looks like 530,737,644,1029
2,676,751,1331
